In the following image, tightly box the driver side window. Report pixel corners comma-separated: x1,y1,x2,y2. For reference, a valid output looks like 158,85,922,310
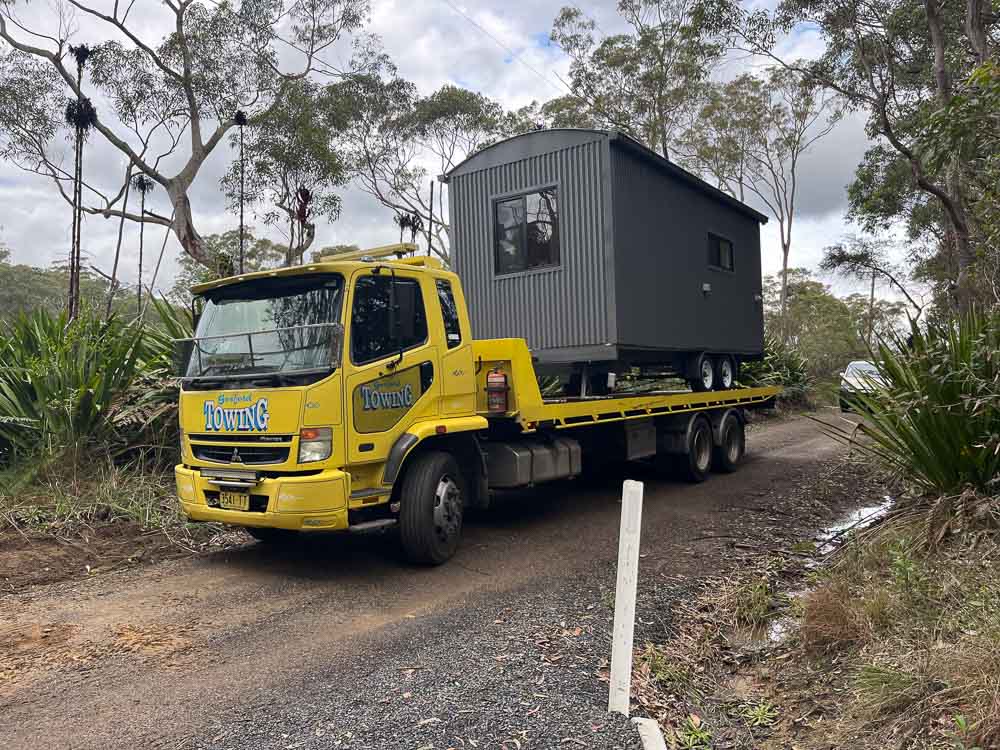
350,275,428,365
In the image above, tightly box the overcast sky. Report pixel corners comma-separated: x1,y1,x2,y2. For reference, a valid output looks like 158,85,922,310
0,0,886,299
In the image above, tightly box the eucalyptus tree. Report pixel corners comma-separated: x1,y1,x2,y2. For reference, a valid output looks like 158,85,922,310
339,54,511,263
550,0,725,158
0,0,369,266
719,0,998,312
222,79,350,267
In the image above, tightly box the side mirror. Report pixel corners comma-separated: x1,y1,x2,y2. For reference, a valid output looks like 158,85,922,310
172,339,194,378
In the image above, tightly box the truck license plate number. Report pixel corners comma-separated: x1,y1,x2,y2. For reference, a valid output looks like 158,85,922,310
219,492,250,511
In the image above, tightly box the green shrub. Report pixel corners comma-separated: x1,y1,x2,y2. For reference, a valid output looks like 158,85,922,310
0,304,185,469
742,332,814,407
830,312,1000,496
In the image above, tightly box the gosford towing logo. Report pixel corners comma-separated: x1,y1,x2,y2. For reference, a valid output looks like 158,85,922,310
203,393,270,432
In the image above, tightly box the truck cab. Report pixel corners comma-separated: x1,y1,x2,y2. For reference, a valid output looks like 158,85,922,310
175,246,488,563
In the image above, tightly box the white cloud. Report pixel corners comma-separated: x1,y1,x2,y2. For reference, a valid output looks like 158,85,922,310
1,0,877,300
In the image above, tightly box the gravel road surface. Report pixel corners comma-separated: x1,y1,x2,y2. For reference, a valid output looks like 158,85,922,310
1,414,857,749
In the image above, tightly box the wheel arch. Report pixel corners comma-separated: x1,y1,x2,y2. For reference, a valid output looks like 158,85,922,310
386,424,488,510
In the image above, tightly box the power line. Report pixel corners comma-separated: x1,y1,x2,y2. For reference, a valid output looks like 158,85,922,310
439,0,571,97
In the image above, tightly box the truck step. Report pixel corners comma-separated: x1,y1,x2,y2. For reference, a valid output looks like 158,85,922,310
349,519,398,534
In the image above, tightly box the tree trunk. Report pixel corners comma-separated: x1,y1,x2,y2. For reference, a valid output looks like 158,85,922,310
137,191,146,316
166,181,209,266
105,167,131,320
779,242,790,341
867,270,876,348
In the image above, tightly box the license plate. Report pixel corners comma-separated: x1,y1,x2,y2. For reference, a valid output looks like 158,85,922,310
219,491,250,511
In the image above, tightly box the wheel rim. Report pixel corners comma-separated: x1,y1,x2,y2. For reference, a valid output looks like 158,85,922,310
432,474,462,544
719,359,733,388
725,422,741,462
700,359,714,390
693,428,711,471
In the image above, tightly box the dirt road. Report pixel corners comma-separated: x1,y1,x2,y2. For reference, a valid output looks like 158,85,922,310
1,414,854,749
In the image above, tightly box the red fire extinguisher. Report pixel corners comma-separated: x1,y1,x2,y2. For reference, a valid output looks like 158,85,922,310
486,368,509,413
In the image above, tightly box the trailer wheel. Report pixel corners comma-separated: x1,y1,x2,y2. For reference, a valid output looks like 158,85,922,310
398,451,464,565
681,416,713,482
245,527,298,544
713,412,745,472
715,355,735,390
689,353,715,392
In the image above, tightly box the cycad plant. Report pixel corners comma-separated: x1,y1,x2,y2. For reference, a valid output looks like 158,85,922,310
827,311,1000,497
0,306,187,470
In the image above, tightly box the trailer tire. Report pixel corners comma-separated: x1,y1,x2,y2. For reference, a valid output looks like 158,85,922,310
681,416,713,482
715,355,736,390
245,527,298,544
398,451,464,565
688,353,715,392
713,412,745,472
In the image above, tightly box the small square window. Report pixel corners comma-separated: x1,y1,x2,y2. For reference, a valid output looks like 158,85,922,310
708,234,734,271
494,188,560,275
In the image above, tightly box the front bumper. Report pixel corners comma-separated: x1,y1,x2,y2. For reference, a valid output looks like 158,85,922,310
175,465,349,531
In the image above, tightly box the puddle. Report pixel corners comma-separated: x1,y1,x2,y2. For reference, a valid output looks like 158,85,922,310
815,497,893,555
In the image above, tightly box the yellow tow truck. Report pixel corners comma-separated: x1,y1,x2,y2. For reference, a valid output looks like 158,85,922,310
174,244,779,564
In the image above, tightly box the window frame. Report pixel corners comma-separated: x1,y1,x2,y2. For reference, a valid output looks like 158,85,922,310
492,184,561,277
349,272,429,367
707,232,735,273
435,278,463,349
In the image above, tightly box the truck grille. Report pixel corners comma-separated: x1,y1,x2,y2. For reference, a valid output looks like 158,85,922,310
192,444,290,465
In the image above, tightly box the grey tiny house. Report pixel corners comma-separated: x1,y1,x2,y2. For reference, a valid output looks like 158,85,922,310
443,129,768,391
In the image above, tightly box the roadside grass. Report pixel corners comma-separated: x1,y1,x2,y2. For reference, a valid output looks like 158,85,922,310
0,456,220,550
800,526,1000,747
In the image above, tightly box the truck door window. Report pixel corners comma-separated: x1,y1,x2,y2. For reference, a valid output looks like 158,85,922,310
435,279,462,349
351,275,428,365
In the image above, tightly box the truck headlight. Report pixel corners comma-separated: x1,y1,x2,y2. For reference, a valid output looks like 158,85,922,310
298,427,332,463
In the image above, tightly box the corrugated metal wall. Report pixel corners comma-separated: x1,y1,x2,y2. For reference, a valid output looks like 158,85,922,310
450,134,612,355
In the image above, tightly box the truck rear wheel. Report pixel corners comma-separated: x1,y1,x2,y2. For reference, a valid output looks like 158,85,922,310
681,416,713,482
713,412,745,472
398,451,465,565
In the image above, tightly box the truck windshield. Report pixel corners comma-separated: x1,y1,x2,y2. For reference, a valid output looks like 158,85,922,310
186,274,344,379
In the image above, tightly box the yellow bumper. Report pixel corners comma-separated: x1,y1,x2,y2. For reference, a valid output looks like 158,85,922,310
175,465,350,531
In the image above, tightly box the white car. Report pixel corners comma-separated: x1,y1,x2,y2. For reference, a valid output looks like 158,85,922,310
839,360,886,412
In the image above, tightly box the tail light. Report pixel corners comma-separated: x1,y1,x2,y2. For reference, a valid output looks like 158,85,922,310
486,369,509,413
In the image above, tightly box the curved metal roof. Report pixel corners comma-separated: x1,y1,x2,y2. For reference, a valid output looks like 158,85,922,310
443,128,768,225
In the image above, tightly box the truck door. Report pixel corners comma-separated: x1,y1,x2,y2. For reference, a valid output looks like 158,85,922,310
433,278,476,415
343,269,439,467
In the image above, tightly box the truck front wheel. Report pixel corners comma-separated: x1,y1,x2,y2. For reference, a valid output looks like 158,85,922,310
398,451,465,565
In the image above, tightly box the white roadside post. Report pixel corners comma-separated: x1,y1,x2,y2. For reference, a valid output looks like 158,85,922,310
608,479,644,717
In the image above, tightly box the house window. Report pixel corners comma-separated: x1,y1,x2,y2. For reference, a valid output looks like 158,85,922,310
494,188,560,275
708,233,734,271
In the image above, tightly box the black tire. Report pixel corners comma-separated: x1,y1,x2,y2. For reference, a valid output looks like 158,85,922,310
715,355,736,390
688,353,715,392
398,451,464,565
680,416,713,482
713,413,745,473
245,526,298,544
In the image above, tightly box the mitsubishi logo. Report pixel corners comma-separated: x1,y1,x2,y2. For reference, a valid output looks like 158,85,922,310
231,447,243,463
